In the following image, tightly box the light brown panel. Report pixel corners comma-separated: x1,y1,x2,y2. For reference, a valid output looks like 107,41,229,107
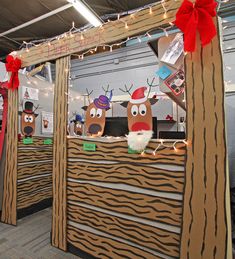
180,20,228,258
18,162,53,180
67,182,182,227
17,0,182,67
52,56,70,251
18,149,53,163
18,136,53,148
67,225,161,259
67,204,180,257
1,89,18,225
18,188,52,209
67,161,185,194
68,138,186,166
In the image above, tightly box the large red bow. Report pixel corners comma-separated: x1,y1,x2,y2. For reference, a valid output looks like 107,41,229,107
5,55,21,90
174,0,217,52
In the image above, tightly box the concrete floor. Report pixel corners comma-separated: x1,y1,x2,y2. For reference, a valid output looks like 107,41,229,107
0,208,79,259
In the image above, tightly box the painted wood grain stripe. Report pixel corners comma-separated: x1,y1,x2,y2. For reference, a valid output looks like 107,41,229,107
67,160,184,194
18,162,52,179
18,173,52,183
18,160,53,166
68,204,180,258
67,182,182,227
68,200,180,234
68,223,172,259
18,149,53,163
67,178,183,200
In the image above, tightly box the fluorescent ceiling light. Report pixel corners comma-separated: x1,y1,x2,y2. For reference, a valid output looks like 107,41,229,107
68,0,102,27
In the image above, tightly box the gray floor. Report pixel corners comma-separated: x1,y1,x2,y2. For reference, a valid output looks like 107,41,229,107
0,208,79,259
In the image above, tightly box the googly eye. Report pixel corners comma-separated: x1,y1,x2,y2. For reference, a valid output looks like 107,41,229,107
96,109,103,118
24,115,29,122
139,104,147,116
28,115,34,123
131,105,138,116
90,108,96,118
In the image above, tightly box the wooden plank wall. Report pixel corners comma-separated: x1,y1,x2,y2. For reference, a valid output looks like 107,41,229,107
52,56,69,251
180,20,228,258
17,137,53,213
67,138,186,259
1,89,18,225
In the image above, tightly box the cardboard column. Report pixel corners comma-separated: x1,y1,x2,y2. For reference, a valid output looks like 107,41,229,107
1,89,18,225
180,19,229,258
52,56,70,251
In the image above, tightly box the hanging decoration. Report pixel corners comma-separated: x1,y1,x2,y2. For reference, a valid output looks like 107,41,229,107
120,79,158,152
5,55,22,90
19,101,39,137
73,114,84,136
82,86,113,137
174,0,217,52
0,82,8,159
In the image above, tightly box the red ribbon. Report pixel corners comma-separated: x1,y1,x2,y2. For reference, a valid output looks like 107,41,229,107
174,0,217,52
5,55,21,90
0,82,8,159
166,115,173,121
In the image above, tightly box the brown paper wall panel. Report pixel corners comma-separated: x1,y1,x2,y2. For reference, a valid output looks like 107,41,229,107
68,138,186,166
18,162,53,180
1,90,18,225
18,149,53,163
17,188,52,209
180,21,227,258
67,161,184,194
68,204,180,257
52,56,69,251
67,182,182,227
67,225,160,259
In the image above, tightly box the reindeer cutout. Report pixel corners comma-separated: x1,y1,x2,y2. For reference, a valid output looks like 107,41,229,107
19,101,39,137
120,79,158,151
82,86,113,137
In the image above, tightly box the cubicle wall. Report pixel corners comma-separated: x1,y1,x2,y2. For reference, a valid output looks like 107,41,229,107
17,136,53,218
67,137,186,258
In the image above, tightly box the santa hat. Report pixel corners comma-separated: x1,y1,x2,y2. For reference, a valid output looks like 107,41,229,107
130,87,147,104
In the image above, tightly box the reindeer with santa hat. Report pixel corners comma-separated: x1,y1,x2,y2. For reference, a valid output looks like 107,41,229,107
120,79,158,151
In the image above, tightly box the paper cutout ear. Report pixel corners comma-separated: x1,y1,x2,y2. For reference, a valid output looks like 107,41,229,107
82,106,88,111
35,113,39,118
120,101,128,108
18,111,23,115
149,98,159,105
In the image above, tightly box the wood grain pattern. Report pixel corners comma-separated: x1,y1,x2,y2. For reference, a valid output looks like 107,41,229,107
18,136,53,148
68,204,180,257
180,20,228,259
68,138,186,166
1,89,18,225
67,225,161,259
18,149,53,163
18,162,53,180
17,0,182,67
67,182,182,227
52,56,69,251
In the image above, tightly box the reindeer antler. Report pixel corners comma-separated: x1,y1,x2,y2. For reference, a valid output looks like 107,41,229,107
102,85,114,96
33,104,40,113
85,88,94,104
147,77,158,98
119,84,133,96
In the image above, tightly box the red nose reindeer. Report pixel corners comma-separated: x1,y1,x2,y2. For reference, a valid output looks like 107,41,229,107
120,79,158,132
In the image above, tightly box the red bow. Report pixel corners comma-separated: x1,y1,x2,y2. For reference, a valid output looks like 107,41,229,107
174,0,217,52
5,55,21,90
166,115,173,121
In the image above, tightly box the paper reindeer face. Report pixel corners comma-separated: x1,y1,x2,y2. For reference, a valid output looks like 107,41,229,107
19,101,39,137
73,114,83,136
82,94,111,137
121,86,158,151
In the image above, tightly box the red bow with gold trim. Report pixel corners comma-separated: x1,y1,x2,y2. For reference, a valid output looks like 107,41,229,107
5,55,21,90
174,0,217,52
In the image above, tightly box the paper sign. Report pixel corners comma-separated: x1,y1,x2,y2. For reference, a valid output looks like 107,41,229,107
164,70,185,96
156,65,172,80
42,111,53,134
83,142,96,151
161,33,184,65
43,139,53,145
22,86,39,101
23,138,33,144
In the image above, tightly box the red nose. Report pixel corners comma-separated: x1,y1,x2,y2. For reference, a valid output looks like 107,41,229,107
132,122,150,131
